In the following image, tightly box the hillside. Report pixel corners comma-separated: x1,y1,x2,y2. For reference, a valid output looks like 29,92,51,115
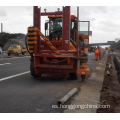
110,40,120,50
0,32,26,50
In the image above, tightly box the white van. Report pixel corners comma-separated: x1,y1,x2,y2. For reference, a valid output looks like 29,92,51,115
0,47,2,54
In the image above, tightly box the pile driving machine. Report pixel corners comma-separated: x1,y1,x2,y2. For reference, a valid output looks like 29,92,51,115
25,6,91,81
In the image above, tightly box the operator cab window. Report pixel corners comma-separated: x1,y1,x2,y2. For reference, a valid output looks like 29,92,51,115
49,17,75,34
71,22,74,29
49,18,62,34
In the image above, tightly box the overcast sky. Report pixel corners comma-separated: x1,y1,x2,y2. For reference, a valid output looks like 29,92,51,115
0,6,120,44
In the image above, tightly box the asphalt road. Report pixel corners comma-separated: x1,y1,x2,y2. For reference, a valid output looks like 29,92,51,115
0,53,99,113
0,56,30,78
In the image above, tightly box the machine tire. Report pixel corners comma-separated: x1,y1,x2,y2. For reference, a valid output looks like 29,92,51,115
15,52,19,56
22,52,25,55
8,53,10,56
69,73,78,80
30,62,39,78
8,53,11,56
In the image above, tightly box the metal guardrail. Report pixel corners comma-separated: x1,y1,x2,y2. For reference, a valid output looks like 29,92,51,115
114,56,120,71
113,55,120,83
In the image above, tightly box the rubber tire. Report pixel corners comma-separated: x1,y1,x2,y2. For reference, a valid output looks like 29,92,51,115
15,53,18,56
22,52,25,55
69,73,78,80
30,62,39,78
8,53,10,56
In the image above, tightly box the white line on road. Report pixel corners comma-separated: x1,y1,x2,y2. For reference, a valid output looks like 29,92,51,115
0,63,11,65
0,71,30,82
0,56,30,61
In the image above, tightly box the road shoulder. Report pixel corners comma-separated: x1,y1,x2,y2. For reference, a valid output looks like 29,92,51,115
64,54,108,113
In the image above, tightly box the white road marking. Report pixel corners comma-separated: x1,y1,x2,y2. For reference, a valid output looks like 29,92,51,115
0,56,30,61
0,71,30,82
0,63,11,66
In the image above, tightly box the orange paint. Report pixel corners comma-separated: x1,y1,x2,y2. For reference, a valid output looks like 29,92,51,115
94,49,100,60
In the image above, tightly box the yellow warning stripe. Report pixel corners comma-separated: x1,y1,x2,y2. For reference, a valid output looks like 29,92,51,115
29,50,34,53
38,32,61,55
27,27,61,55
28,46,34,48
27,37,37,40
27,41,37,44
27,32,37,35
28,28,38,31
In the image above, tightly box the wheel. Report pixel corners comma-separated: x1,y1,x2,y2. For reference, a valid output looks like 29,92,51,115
22,52,25,55
69,73,78,80
30,62,40,78
8,53,10,56
15,53,18,56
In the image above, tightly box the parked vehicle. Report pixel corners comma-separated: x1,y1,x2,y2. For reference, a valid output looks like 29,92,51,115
7,44,27,56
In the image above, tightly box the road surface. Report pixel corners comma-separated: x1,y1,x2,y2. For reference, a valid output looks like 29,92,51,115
0,53,99,113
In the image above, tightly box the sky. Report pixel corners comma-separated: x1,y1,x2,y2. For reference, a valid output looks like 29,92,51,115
0,6,120,45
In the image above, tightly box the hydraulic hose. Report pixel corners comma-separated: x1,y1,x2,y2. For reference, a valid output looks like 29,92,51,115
70,38,77,49
25,35,34,62
25,35,29,54
25,35,32,56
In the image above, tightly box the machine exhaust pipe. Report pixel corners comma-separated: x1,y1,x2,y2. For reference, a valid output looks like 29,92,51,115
57,88,78,107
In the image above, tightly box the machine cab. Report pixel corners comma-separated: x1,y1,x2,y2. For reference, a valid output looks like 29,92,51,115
44,14,78,42
44,14,90,49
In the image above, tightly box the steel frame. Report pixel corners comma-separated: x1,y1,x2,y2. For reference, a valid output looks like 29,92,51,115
33,6,85,75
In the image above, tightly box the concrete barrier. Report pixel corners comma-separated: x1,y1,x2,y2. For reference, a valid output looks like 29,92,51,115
113,55,120,83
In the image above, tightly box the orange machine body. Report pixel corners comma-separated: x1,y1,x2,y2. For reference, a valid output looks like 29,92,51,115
28,6,91,80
